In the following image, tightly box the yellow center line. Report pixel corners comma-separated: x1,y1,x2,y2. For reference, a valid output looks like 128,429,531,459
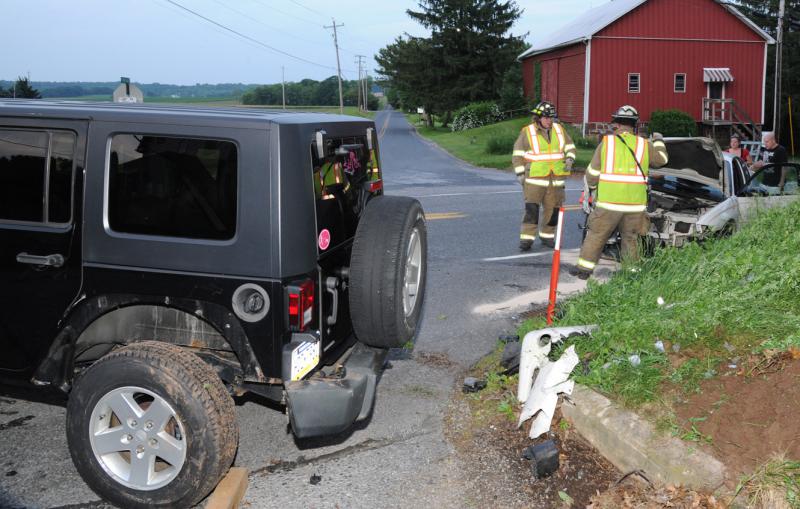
426,212,467,220
377,112,391,139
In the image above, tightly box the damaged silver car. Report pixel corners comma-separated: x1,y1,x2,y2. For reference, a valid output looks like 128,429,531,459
647,137,800,246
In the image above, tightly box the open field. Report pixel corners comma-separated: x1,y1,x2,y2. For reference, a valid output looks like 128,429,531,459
49,96,375,118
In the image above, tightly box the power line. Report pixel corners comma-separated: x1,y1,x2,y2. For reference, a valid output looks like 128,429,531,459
286,0,328,19
163,0,342,72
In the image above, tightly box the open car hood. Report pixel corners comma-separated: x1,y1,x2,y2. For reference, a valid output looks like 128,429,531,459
650,137,723,187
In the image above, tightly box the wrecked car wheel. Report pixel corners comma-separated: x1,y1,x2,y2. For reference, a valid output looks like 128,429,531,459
66,342,238,508
349,196,427,349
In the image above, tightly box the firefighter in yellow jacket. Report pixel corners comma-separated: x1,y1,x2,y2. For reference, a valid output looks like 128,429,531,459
512,101,577,250
571,105,669,280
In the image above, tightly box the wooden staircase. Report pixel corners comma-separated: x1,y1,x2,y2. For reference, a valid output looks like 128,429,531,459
702,98,761,142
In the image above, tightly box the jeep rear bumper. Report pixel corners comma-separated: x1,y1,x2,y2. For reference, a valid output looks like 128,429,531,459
285,343,387,438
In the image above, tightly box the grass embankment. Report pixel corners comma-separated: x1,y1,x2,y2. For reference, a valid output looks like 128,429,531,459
405,114,595,170
518,201,800,408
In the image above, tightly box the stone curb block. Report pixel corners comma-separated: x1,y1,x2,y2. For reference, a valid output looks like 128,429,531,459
561,385,726,490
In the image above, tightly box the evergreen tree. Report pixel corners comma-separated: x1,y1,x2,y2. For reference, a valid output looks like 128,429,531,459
376,0,526,123
9,77,42,99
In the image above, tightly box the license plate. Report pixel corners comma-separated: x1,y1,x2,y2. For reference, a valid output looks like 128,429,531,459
291,340,320,381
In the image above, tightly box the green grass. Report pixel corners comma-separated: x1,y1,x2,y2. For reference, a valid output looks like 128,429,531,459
405,114,595,170
736,457,800,508
519,200,800,407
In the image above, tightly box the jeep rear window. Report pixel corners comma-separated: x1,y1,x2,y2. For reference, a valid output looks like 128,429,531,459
108,134,237,240
0,129,75,225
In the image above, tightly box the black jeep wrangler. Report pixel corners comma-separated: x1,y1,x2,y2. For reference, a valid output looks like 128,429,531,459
0,100,427,508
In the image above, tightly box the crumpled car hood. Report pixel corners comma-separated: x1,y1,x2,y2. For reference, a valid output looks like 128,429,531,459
651,137,723,184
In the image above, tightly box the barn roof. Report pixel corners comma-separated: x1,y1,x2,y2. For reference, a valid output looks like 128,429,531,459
518,0,774,60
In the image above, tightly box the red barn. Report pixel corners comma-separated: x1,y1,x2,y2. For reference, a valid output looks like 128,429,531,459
518,0,774,138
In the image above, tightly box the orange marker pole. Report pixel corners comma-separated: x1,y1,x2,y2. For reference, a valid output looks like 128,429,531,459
546,206,565,325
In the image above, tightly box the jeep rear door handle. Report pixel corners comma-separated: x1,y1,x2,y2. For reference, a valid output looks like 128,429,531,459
16,252,65,268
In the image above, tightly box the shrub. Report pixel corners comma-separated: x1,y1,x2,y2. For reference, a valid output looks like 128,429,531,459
561,123,597,150
486,134,516,155
649,109,698,137
451,101,503,131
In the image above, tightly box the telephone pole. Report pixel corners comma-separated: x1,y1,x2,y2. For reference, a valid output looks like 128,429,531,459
281,66,286,110
773,0,786,139
324,18,345,114
355,55,366,110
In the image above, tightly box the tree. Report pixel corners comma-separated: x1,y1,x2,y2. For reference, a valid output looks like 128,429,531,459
6,76,42,99
376,0,526,124
733,0,799,141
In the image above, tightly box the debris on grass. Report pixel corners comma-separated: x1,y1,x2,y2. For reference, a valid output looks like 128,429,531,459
463,377,487,393
519,345,579,439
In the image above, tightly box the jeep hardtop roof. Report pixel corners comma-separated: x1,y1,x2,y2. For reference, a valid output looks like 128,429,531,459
0,99,371,129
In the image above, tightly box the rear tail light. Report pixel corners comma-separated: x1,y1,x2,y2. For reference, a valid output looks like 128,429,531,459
287,279,315,331
368,179,383,193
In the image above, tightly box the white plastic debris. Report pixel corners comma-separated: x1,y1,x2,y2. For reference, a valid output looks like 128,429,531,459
654,340,665,353
518,345,580,439
628,354,641,367
657,296,665,306
517,325,597,403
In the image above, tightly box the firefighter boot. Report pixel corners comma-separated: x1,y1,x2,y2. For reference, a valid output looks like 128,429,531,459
568,265,591,280
519,239,534,251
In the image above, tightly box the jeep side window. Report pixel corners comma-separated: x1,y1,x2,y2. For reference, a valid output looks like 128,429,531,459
0,129,75,224
108,134,237,240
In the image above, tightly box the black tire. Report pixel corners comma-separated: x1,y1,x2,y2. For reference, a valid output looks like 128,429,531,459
349,196,427,349
66,341,238,508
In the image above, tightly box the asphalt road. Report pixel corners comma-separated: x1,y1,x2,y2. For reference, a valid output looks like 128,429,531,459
0,108,591,509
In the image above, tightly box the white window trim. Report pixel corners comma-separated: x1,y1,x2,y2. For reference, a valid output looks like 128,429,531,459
674,73,686,93
628,73,640,94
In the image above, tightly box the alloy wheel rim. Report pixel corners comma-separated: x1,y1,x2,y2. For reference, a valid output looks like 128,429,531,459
403,227,422,317
89,386,186,491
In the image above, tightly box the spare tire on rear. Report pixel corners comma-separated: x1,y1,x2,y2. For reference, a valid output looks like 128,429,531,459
349,196,427,349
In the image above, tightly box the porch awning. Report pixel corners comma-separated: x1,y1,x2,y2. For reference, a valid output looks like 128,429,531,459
703,68,735,82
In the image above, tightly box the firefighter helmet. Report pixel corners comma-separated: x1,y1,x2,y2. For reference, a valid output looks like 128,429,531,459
611,105,639,123
532,101,557,118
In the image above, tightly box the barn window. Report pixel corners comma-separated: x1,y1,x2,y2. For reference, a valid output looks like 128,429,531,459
674,73,686,93
628,73,640,93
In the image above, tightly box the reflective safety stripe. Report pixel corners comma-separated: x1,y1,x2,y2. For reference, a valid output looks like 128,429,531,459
513,150,527,156
539,232,555,239
596,202,647,212
520,234,536,240
653,140,666,149
577,258,596,269
599,174,647,184
586,166,601,176
553,123,566,151
604,135,616,174
524,152,565,162
525,178,565,187
527,125,541,154
564,143,576,151
322,193,336,200
514,165,525,174
634,136,646,169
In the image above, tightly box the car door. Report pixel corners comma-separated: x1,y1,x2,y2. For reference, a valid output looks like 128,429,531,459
736,163,800,222
0,121,86,378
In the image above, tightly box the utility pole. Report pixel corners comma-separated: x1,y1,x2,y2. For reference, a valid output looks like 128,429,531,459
355,55,367,110
355,56,362,110
774,0,786,139
324,18,345,114
363,72,370,111
281,66,286,110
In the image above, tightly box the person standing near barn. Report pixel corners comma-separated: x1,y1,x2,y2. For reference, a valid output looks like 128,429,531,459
512,101,577,250
571,105,668,279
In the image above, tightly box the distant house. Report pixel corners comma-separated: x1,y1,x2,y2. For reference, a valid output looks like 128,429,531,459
518,0,774,139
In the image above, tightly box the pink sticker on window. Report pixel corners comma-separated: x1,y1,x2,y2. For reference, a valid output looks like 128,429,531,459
318,229,331,250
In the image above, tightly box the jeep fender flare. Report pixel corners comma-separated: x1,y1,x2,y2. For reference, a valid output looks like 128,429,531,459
32,294,265,391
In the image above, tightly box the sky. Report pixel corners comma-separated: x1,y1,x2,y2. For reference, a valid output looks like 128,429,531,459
1,0,607,86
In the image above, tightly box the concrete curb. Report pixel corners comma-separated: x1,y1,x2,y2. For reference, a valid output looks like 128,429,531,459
562,385,727,491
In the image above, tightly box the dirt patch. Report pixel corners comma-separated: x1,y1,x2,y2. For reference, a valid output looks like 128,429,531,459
675,358,800,481
414,351,458,369
589,481,727,508
446,392,620,508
